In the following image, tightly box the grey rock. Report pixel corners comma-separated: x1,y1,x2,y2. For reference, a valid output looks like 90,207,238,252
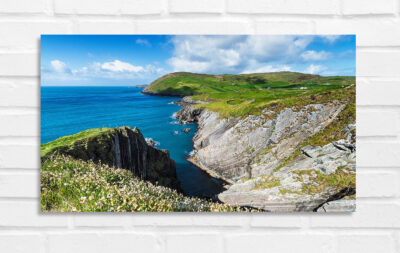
177,101,346,182
316,199,356,212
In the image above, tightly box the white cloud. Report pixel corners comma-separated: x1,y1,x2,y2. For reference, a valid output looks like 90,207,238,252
101,60,144,73
301,50,331,61
305,64,327,74
43,58,167,84
322,35,340,44
167,35,315,74
51,60,68,73
136,39,151,47
242,64,291,74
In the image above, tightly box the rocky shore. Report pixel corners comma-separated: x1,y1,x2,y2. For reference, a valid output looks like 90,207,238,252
174,96,356,212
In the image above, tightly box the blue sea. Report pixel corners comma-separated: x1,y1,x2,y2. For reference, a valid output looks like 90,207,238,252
41,86,224,198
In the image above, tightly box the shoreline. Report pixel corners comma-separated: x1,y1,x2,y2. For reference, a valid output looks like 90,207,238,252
141,90,229,195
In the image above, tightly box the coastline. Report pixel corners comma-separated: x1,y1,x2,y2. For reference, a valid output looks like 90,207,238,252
141,89,185,98
141,90,229,194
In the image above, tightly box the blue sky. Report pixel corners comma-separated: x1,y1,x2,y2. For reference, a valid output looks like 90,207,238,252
41,35,355,86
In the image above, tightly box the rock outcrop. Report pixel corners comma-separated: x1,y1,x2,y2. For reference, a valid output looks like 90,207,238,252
175,97,355,211
218,139,355,212
177,99,345,182
44,127,181,191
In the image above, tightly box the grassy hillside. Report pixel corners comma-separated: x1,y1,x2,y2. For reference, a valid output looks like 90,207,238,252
41,128,115,157
145,71,355,118
41,155,246,212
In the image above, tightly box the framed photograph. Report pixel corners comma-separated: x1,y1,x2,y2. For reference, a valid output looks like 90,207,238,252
40,35,356,212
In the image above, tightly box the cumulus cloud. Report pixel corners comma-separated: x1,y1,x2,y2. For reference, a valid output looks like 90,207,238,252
136,39,151,47
51,60,69,73
305,64,327,74
101,60,144,73
43,59,166,83
322,35,340,44
241,64,291,74
167,35,316,74
301,50,331,61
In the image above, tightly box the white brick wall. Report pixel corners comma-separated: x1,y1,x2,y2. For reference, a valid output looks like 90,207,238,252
0,0,399,252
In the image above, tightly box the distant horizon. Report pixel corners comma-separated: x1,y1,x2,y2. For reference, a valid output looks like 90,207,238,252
41,35,356,86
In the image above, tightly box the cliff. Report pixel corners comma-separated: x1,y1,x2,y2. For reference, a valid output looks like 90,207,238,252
175,89,356,211
143,71,356,211
41,127,181,191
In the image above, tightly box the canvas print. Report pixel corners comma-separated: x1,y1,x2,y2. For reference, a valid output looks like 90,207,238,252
40,35,356,212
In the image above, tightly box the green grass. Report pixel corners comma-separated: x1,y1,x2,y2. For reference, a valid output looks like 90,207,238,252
291,167,356,198
253,175,281,189
145,71,355,118
41,128,115,157
41,155,249,212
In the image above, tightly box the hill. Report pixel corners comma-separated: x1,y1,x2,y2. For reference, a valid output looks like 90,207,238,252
144,71,355,118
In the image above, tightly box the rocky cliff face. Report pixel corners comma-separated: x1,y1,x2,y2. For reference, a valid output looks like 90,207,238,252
176,98,355,211
45,127,181,191
177,100,346,181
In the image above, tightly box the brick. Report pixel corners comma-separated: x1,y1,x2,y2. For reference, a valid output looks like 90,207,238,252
121,0,164,15
336,234,396,253
358,78,400,104
0,0,46,14
255,20,314,34
132,215,193,226
0,201,68,227
250,214,302,227
132,215,247,227
0,53,38,76
134,215,238,227
342,0,395,15
227,0,340,15
0,234,45,253
0,114,39,136
191,215,249,227
54,0,122,15
0,80,38,107
73,216,131,227
135,20,253,34
0,172,39,198
0,21,72,49
357,78,400,105
0,145,39,169
48,233,159,253
225,234,333,253
357,171,399,198
310,202,400,228
166,234,222,253
357,110,398,137
358,51,400,77
77,20,134,34
169,0,224,13
315,18,400,46
358,142,400,167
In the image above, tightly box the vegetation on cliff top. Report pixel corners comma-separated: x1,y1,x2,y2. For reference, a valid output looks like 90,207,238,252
41,128,116,157
145,71,355,118
41,155,246,212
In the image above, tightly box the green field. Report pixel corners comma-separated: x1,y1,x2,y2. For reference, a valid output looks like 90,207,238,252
145,71,355,118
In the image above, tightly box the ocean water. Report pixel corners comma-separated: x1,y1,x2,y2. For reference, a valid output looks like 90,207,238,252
41,86,224,198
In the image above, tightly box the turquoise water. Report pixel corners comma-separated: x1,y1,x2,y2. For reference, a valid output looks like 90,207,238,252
41,86,224,198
